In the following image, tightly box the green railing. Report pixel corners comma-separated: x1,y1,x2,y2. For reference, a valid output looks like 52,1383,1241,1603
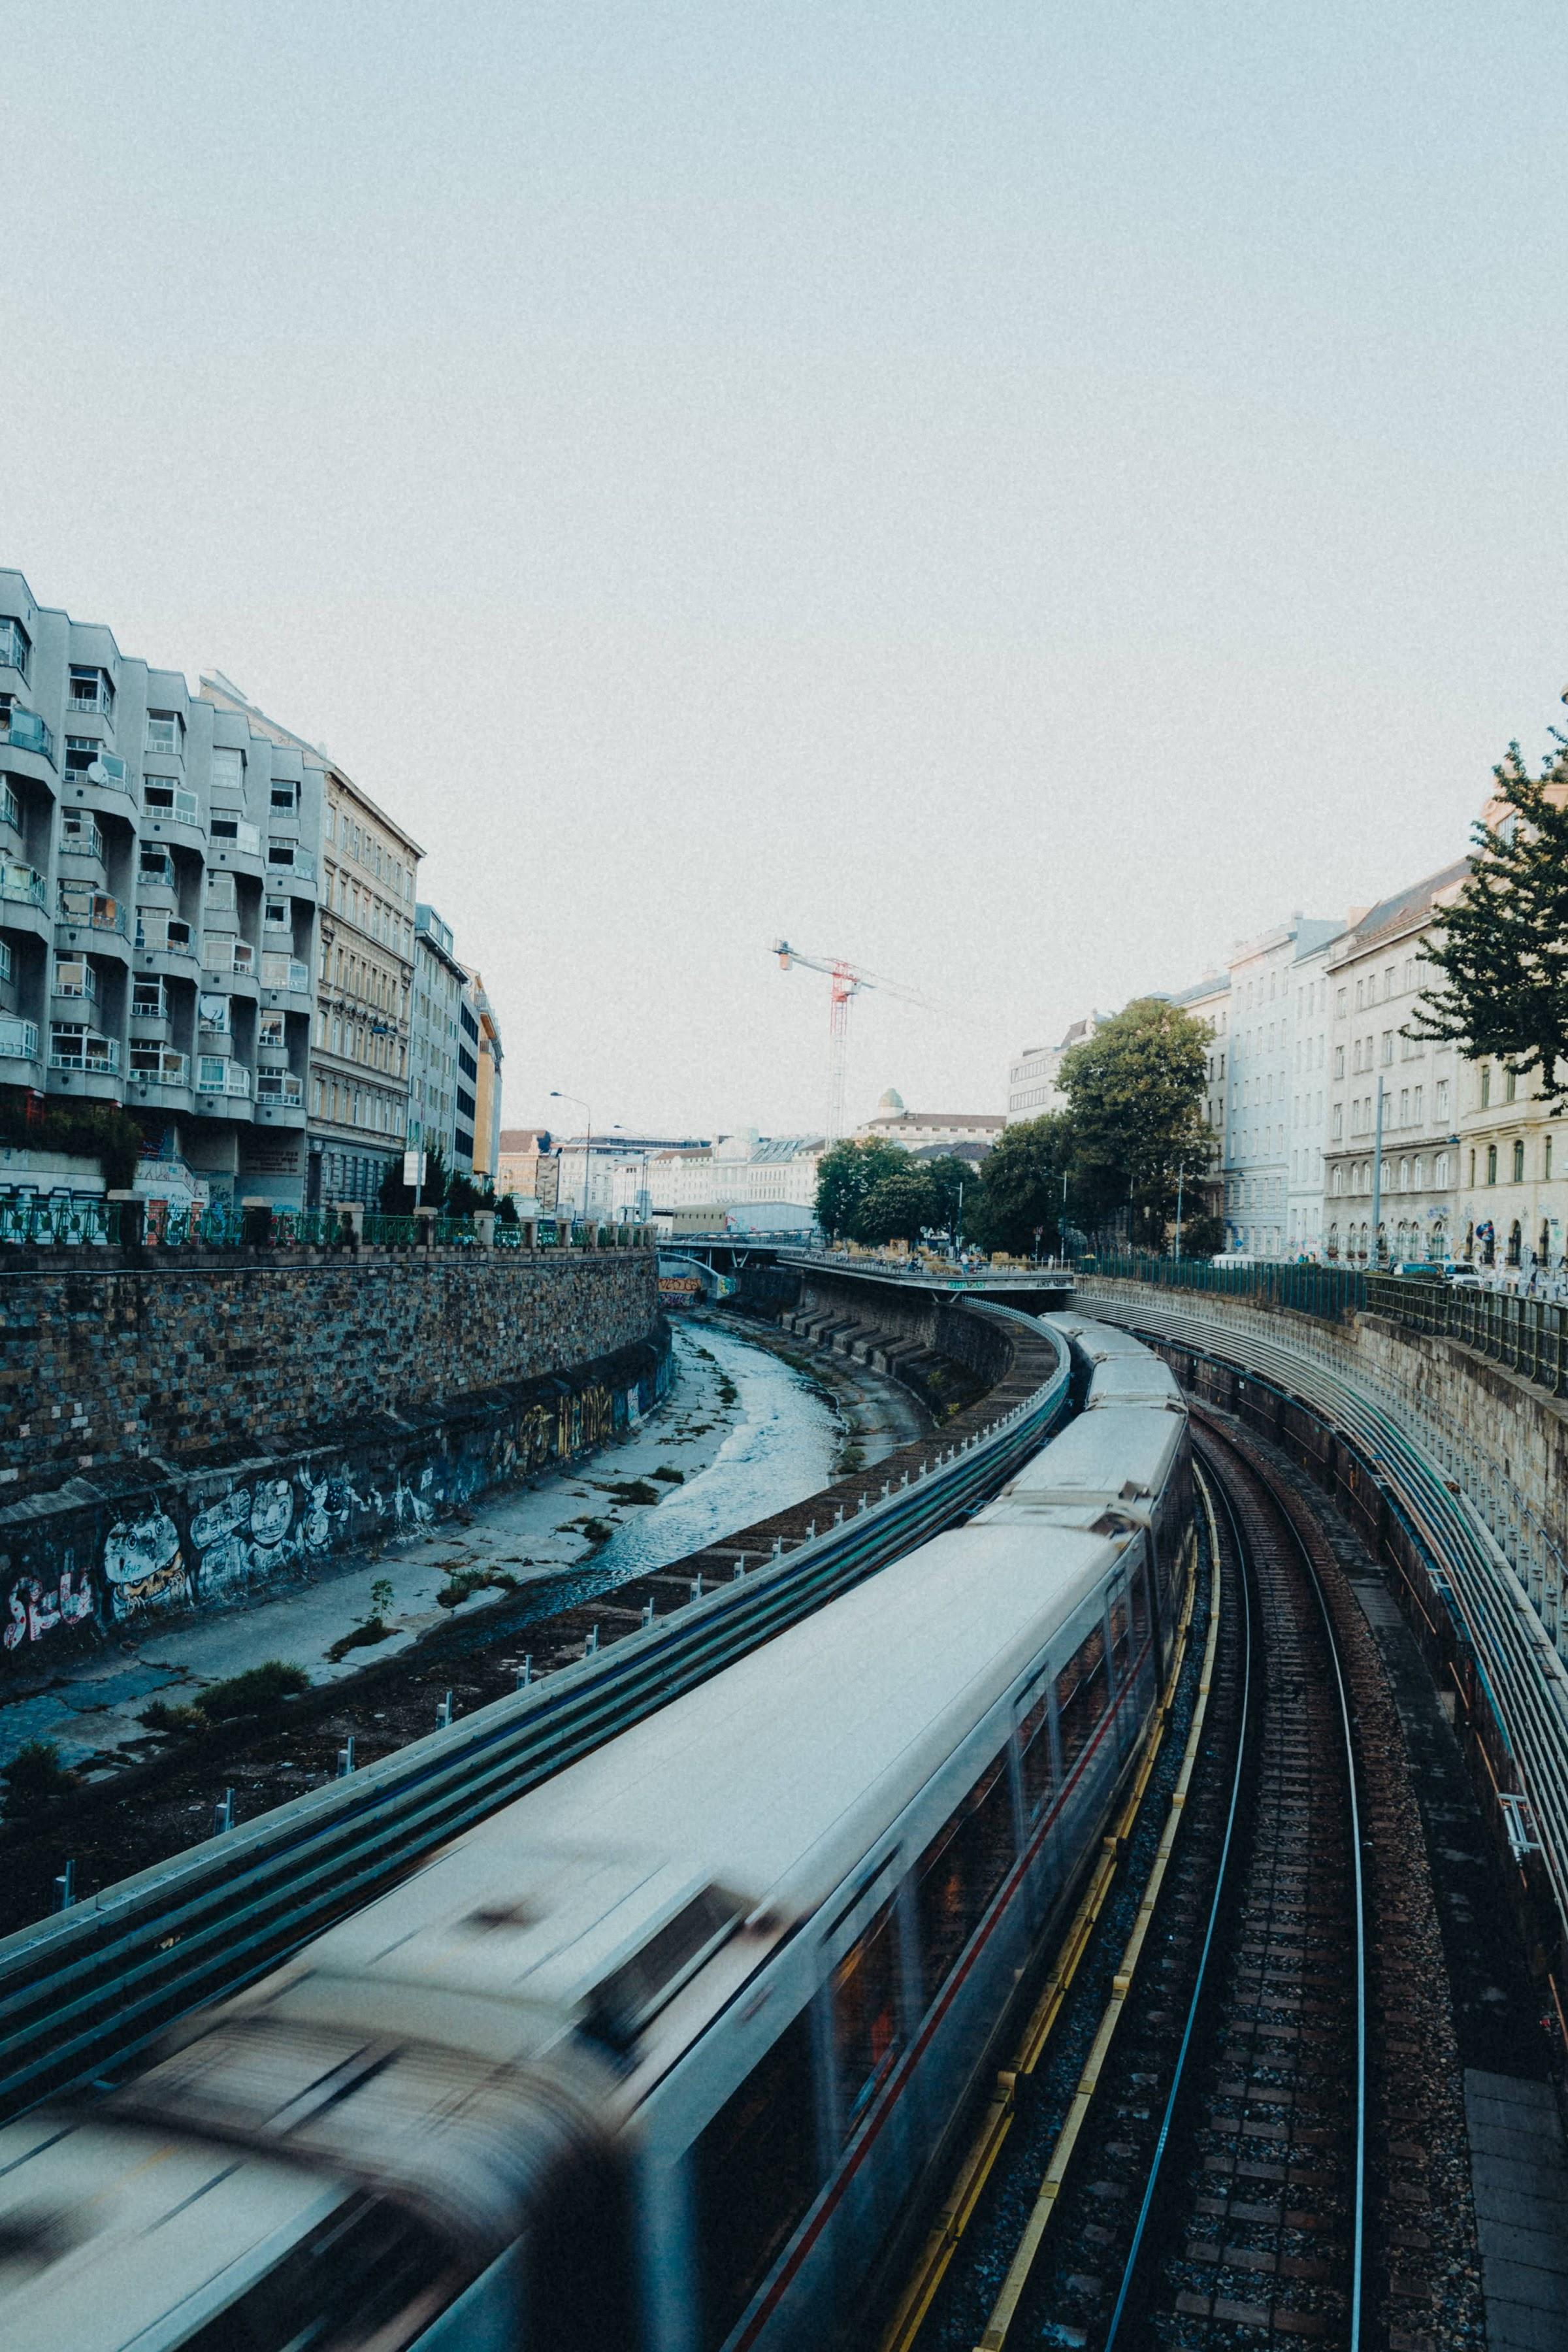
1364,1272,1568,1397
0,1191,649,1256
1076,1251,1367,1322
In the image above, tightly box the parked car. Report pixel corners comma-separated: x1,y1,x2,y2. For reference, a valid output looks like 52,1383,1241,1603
1441,1262,1485,1289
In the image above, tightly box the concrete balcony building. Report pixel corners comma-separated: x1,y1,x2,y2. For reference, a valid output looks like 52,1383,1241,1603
0,568,332,1206
409,904,465,1174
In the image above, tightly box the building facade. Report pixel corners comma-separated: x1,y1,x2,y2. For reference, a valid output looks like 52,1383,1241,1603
0,570,321,1207
466,971,502,1183
1324,864,1467,1267
408,904,465,1173
1005,1015,1105,1124
858,1089,1004,1152
495,1127,558,1214
1222,917,1343,1258
200,676,421,1211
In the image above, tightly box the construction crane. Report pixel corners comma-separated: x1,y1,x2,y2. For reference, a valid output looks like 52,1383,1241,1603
773,939,936,1142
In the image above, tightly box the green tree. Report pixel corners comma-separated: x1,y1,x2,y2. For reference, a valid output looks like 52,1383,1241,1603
814,1137,909,1239
857,1165,940,1245
1176,1208,1226,1260
1058,998,1210,1250
919,1154,973,1242
970,1113,1075,1255
1407,742,1568,1102
379,1140,449,1215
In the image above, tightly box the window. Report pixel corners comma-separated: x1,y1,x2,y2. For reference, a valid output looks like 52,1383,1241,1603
1487,1144,1497,1185
1333,1045,1345,1079
1382,1031,1394,1066
270,781,297,811
1436,1151,1450,1187
69,664,113,715
1548,1138,1555,1181
915,1754,1016,2001
1331,1165,1343,1195
1481,1065,1492,1107
1109,1590,1131,1684
1506,1069,1518,1103
133,977,166,1019
1331,1103,1343,1142
146,710,183,755
199,992,231,1035
53,957,95,1000
693,2010,819,2352
833,1896,902,2125
1018,1673,1054,1817
1414,1085,1424,1125
265,897,289,930
1056,1622,1109,1778
1384,965,1396,999
1513,1139,1525,1183
1436,1079,1450,1118
0,617,30,678
210,745,243,794
1399,1089,1409,1126
259,1010,286,1048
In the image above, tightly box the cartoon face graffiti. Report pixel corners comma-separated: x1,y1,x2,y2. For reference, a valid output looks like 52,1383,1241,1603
189,1488,250,1553
103,1507,188,1622
250,1480,294,1549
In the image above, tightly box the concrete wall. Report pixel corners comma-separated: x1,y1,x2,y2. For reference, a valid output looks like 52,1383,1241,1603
0,1326,670,1673
0,1246,659,1494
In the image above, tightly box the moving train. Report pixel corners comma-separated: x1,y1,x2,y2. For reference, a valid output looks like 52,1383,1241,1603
0,1317,1190,2352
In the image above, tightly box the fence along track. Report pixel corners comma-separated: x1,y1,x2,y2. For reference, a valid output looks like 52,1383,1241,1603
0,1305,1068,2124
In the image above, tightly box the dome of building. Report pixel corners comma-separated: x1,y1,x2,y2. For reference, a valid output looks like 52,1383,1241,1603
875,1086,906,1115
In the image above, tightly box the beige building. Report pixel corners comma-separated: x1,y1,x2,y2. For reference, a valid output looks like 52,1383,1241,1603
858,1089,1003,1151
495,1127,558,1213
462,970,502,1182
1322,862,1468,1266
200,676,421,1209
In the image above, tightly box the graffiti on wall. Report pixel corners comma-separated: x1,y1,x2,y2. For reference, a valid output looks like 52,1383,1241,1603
0,1339,673,1670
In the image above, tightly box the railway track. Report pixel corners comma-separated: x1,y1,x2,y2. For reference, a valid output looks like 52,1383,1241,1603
898,1407,1485,2352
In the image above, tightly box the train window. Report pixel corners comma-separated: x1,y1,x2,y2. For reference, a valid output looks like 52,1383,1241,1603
915,1754,1017,2002
174,2191,457,2351
1055,1624,1108,1778
1130,1561,1151,1654
694,2008,819,2352
1109,1593,1131,1686
833,1895,902,2126
1017,1677,1054,1818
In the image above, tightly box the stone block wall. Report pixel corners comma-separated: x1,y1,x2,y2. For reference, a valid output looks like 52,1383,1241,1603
0,1247,659,1494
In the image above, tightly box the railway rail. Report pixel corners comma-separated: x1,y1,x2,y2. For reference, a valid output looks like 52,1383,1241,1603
0,1302,1070,2127
896,1405,1485,2352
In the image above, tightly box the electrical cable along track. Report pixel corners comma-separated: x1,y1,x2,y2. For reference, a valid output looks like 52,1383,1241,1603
902,1424,1375,2352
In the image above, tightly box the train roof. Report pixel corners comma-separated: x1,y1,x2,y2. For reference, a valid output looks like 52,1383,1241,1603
268,1519,1122,2051
0,2112,338,2352
1085,1354,1184,1409
1047,1315,1161,1364
985,1404,1184,1518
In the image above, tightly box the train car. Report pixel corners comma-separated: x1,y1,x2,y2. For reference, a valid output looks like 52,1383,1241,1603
0,1358,1189,2352
1082,1350,1184,1411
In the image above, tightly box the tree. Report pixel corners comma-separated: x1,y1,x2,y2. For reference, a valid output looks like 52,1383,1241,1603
378,1140,449,1215
1407,742,1568,1102
857,1165,940,1245
814,1137,909,1239
1057,997,1211,1250
970,1114,1075,1255
1176,1209,1226,1260
919,1154,973,1242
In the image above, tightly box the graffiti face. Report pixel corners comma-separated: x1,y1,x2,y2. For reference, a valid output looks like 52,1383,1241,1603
103,1507,188,1622
250,1480,294,1548
190,1488,250,1552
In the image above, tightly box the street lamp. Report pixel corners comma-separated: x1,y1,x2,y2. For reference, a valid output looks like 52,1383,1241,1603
550,1090,591,1223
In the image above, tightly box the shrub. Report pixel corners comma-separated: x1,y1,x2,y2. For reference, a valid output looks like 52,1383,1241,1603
139,1697,203,1735
652,1465,685,1484
192,1660,310,1722
1,1740,78,1803
604,1478,660,1505
0,1088,146,1189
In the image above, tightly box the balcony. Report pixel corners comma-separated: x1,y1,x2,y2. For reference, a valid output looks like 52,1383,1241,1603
260,950,310,992
63,749,129,793
255,1070,304,1107
0,782,18,834
52,961,99,1004
129,1045,188,1086
266,843,316,881
0,708,53,764
137,852,176,891
59,816,106,862
0,1015,39,1060
142,783,201,826
0,623,29,681
56,883,126,936
50,1027,120,1075
68,680,114,719
0,862,48,912
135,911,195,957
209,819,261,857
196,1056,252,1098
201,934,257,977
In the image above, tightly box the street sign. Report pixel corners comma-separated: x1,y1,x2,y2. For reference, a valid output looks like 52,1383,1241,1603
402,1150,427,1188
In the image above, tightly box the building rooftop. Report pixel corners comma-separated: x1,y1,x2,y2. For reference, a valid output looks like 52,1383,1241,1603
1329,858,1471,963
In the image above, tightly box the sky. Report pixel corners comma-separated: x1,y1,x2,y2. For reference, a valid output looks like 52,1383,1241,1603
5,3,1567,1139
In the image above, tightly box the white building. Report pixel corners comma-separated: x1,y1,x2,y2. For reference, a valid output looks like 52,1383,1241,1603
1223,915,1344,1259
628,1132,827,1228
1286,932,1339,1260
1005,1017,1105,1123
858,1088,1003,1151
1165,973,1231,1224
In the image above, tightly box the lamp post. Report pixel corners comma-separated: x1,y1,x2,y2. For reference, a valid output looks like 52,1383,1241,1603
1369,1076,1386,1268
550,1090,591,1224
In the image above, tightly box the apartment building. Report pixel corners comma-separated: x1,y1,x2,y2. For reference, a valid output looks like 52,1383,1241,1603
495,1127,557,1213
1222,917,1343,1258
1166,972,1230,1224
200,678,421,1210
408,904,465,1171
1005,1015,1105,1123
1285,932,1339,1260
0,570,318,1207
465,971,502,1183
858,1091,1004,1151
1455,1056,1568,1271
1323,863,1468,1266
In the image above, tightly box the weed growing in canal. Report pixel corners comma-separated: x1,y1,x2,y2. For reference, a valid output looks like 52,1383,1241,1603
142,1660,311,1737
714,1378,738,1407
326,1579,399,1661
580,1518,615,1544
436,1567,523,1608
652,1465,684,1483
1,1740,78,1806
600,1478,661,1505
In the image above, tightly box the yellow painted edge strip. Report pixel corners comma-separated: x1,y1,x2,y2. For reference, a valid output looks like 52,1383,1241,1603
972,1474,1224,2352
877,1518,1203,2352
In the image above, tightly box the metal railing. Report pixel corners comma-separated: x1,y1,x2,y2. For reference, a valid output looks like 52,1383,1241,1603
59,818,105,861
259,953,310,992
48,1030,119,1075
129,1049,189,1086
0,708,53,762
56,886,125,936
0,1307,1071,2115
1078,1279,1568,1954
0,1017,39,1060
195,1058,251,1097
0,862,47,911
0,781,20,832
1363,1273,1568,1398
1076,1251,1367,1320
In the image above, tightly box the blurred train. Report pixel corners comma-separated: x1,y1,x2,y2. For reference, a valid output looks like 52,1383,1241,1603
0,1318,1190,2352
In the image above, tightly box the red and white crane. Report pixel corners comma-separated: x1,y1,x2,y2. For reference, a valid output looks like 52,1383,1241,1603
773,939,935,1142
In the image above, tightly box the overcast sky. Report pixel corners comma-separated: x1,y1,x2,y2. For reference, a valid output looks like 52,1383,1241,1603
5,3,1567,1139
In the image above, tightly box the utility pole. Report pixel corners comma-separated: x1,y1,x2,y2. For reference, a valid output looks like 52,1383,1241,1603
1369,1076,1385,1267
1174,1162,1184,1262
